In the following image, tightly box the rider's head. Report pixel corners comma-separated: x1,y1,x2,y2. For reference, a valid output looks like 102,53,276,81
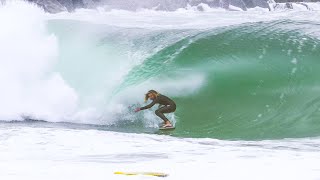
145,90,159,102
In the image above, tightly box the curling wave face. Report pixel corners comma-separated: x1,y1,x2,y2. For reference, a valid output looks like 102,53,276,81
1,1,320,140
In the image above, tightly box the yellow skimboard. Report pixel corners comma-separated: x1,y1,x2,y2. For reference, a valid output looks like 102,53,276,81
114,171,168,177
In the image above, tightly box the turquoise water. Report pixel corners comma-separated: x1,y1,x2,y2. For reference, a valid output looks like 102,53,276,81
45,18,320,140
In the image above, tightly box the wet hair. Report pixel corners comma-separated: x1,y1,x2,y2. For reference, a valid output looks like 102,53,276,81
144,90,159,102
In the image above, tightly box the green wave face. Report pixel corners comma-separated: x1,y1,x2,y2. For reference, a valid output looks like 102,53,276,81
49,19,320,140
120,20,320,140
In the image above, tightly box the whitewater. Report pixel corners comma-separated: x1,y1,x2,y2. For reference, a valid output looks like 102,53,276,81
1,0,320,179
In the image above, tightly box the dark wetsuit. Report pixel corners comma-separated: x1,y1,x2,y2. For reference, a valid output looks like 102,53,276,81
140,94,176,122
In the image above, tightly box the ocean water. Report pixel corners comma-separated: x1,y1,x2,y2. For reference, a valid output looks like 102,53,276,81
1,1,320,179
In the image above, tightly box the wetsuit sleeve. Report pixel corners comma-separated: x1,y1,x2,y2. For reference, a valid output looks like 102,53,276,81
140,99,157,110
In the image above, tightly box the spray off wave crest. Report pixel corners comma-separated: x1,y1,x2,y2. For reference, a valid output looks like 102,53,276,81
0,1,78,121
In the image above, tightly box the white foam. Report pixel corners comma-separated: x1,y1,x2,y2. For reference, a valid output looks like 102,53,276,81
291,58,298,64
0,127,320,180
0,1,78,121
46,2,320,31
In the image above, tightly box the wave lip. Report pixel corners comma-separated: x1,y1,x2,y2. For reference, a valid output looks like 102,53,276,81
23,0,269,13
